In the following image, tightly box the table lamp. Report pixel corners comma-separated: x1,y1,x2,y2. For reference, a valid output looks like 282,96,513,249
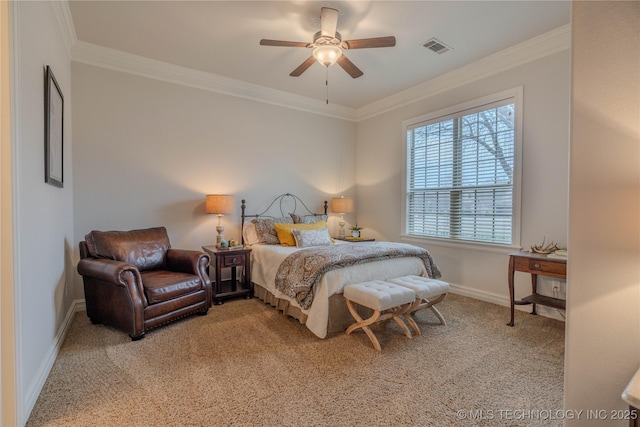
331,196,354,238
205,194,235,247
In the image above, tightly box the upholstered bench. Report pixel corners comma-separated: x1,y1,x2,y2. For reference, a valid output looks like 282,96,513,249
343,280,416,351
386,275,450,335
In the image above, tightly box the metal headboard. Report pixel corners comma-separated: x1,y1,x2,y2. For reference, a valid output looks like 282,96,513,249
241,193,328,244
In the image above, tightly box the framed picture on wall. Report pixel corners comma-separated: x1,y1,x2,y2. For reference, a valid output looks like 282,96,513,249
44,65,63,188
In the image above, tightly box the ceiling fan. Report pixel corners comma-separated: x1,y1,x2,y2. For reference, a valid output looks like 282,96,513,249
260,7,396,79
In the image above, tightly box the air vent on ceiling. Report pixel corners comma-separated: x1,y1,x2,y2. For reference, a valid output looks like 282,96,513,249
423,38,452,54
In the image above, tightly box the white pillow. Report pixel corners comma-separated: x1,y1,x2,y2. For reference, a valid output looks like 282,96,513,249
242,222,259,246
292,228,332,248
290,213,328,224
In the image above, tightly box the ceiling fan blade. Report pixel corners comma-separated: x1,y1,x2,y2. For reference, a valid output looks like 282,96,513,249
337,55,363,79
289,56,316,77
320,7,338,38
260,39,311,48
342,36,396,50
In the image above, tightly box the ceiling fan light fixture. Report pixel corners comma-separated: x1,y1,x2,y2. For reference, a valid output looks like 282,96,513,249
313,45,342,67
260,6,395,79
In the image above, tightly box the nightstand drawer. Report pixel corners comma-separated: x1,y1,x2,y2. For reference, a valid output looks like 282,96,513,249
528,259,565,275
222,254,244,267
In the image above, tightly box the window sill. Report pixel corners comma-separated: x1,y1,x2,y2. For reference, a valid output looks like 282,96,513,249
399,234,522,255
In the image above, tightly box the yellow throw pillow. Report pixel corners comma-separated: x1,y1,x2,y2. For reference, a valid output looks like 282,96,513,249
273,221,327,246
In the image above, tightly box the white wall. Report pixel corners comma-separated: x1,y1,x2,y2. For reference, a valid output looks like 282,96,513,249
12,2,636,425
12,1,74,424
565,1,640,424
71,62,356,271
356,51,570,311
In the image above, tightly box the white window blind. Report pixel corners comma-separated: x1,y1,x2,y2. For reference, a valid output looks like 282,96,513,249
406,97,516,245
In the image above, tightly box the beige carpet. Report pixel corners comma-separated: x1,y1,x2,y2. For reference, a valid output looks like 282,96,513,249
26,294,564,427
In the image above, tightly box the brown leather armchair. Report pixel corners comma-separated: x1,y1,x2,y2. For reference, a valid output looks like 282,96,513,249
77,226,212,340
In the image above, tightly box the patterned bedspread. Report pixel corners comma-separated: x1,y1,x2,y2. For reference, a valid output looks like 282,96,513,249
274,242,441,310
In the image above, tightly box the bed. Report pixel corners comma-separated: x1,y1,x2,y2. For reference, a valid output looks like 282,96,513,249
241,193,441,338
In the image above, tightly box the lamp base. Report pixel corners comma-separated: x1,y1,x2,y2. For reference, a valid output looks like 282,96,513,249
216,224,225,247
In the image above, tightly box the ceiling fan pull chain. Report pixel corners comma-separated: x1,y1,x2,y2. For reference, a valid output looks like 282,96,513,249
325,66,329,105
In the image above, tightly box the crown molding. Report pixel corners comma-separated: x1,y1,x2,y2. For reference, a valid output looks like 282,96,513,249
55,0,355,120
54,0,569,124
71,40,357,122
50,0,77,58
355,24,571,121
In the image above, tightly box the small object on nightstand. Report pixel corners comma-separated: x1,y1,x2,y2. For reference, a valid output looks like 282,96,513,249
202,246,252,305
350,223,363,238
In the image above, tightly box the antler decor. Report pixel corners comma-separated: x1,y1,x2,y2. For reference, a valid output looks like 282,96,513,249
530,237,559,254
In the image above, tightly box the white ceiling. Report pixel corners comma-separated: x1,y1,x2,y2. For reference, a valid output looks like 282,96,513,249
67,1,570,110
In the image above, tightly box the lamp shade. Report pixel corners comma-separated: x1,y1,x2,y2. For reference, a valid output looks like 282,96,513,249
331,197,354,214
205,194,235,215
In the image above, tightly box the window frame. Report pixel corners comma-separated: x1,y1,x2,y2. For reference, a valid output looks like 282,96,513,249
400,86,523,254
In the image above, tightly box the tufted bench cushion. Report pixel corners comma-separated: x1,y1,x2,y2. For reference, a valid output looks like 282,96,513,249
343,280,416,351
386,275,450,333
386,275,449,300
344,280,416,311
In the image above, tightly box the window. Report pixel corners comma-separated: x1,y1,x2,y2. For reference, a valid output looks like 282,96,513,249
404,88,522,246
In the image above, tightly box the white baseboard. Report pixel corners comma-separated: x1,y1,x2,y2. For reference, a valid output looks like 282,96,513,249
23,299,86,424
73,299,86,313
449,283,566,322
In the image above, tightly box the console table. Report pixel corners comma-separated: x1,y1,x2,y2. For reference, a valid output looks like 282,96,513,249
507,251,566,326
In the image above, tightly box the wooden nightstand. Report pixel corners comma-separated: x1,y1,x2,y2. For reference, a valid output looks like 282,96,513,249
333,237,375,242
202,246,252,305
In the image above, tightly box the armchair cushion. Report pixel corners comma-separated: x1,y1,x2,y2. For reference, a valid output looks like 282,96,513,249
141,270,202,304
85,226,170,271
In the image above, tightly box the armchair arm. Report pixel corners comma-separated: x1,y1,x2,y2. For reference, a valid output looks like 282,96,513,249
166,249,210,283
77,257,146,301
78,258,139,286
78,257,147,337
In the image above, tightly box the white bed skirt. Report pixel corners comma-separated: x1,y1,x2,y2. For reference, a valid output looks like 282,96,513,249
253,282,361,335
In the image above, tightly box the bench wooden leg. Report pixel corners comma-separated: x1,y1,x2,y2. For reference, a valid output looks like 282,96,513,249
404,300,423,336
345,299,383,350
390,303,414,339
429,305,447,325
423,293,447,325
346,299,413,351
407,293,448,334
